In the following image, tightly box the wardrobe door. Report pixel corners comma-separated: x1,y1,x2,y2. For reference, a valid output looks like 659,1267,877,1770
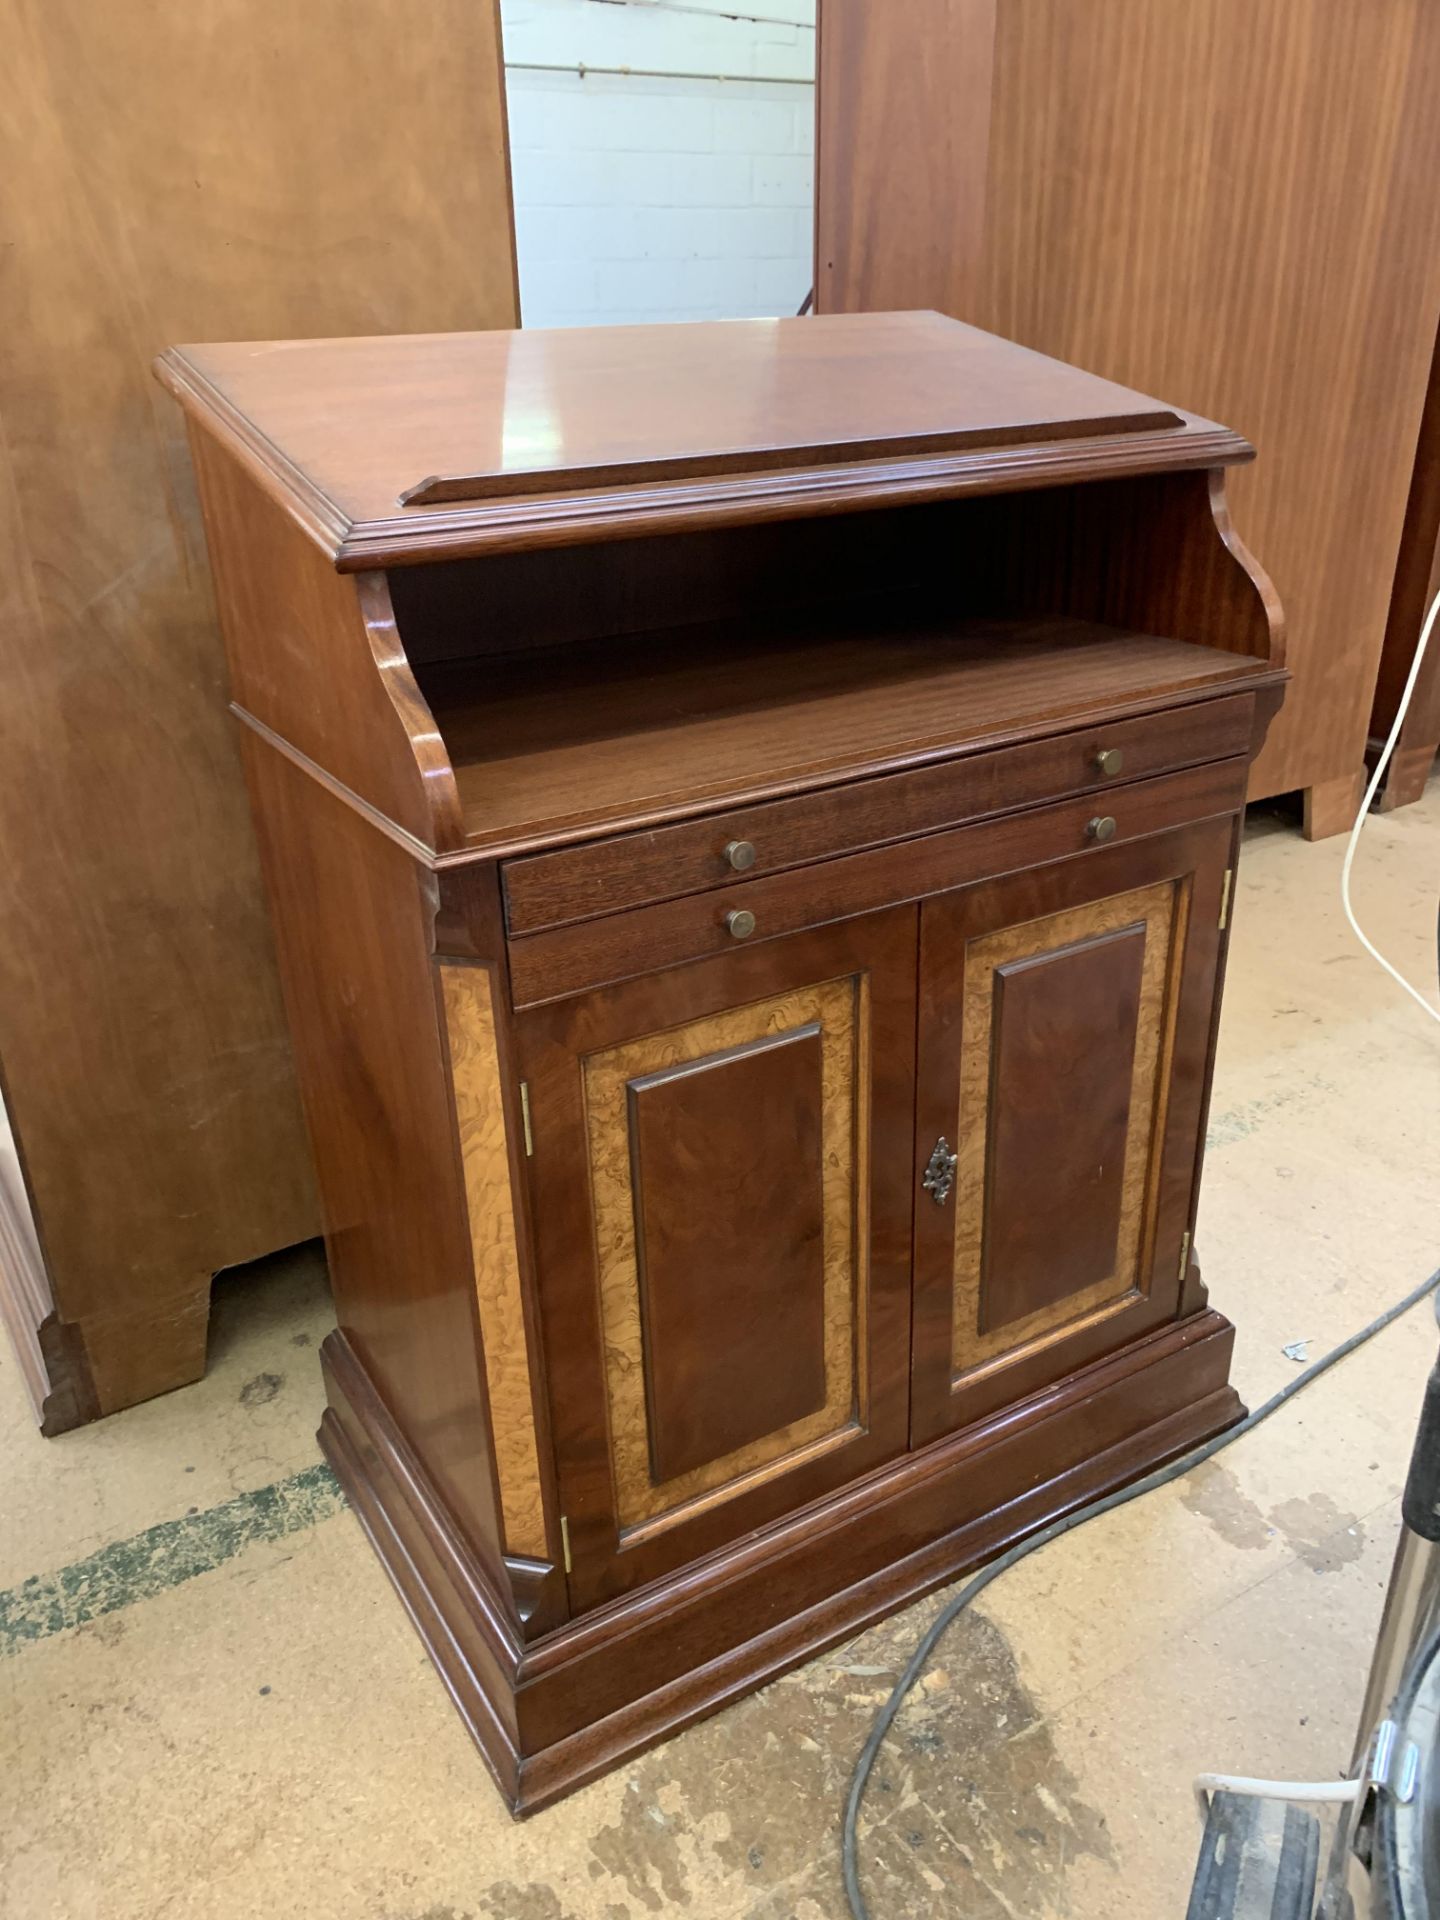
910,818,1234,1446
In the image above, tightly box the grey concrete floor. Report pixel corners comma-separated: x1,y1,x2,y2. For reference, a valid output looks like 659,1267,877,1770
2,779,1439,1919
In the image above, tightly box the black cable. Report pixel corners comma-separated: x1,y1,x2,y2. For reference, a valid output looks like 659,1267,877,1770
842,1263,1440,1920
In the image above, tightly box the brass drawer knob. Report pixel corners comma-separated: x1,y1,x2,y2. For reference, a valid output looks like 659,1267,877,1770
724,839,757,872
1094,746,1124,776
725,908,757,940
1086,814,1118,843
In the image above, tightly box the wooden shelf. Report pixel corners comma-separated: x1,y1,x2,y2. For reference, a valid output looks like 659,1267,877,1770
415,605,1274,852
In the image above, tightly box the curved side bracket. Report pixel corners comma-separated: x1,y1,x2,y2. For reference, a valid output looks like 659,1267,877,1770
1204,467,1286,667
1100,463,1285,666
354,572,466,853
963,462,1285,670
1077,463,1286,664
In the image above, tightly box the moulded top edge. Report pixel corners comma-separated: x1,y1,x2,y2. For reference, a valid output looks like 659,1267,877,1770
155,312,1253,569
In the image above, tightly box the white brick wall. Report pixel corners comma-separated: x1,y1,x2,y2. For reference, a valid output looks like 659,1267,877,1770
501,0,816,328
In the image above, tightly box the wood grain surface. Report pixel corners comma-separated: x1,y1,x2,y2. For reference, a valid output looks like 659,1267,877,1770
952,882,1179,1371
155,311,1251,567
441,963,547,1559
507,756,1250,1009
389,470,1279,682
0,0,515,1421
910,821,1228,1446
322,1297,1243,1813
242,740,508,1572
816,0,1440,828
1371,312,1440,811
502,694,1256,934
176,297,1283,1804
981,922,1147,1330
628,1026,829,1483
517,909,918,1612
190,439,467,854
435,613,1273,853
584,980,865,1532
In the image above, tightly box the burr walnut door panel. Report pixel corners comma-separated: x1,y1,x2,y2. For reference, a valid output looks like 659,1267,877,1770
518,908,917,1611
910,819,1235,1447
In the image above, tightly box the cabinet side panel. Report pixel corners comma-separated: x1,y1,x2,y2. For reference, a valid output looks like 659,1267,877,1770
191,442,462,850
240,734,503,1564
440,962,547,1559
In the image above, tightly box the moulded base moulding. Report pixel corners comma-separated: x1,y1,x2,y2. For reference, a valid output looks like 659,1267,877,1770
318,1309,1243,1816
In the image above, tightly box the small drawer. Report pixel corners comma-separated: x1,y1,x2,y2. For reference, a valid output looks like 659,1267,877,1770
508,754,1248,1008
501,692,1256,936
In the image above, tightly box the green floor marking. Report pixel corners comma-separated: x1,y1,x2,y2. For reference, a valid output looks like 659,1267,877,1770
0,1462,345,1656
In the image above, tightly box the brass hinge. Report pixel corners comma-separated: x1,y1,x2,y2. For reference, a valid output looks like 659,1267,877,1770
1218,868,1234,932
559,1514,572,1574
1178,1230,1192,1283
520,1081,534,1157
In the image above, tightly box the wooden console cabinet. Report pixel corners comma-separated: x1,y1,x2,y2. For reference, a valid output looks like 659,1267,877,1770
158,312,1285,1812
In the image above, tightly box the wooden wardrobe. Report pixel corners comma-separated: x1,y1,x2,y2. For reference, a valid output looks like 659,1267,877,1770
814,0,1440,837
0,0,516,1428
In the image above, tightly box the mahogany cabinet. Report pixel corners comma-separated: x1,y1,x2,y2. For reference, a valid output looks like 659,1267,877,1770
158,311,1285,1812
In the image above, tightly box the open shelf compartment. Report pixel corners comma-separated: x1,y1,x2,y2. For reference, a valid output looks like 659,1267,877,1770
409,604,1268,854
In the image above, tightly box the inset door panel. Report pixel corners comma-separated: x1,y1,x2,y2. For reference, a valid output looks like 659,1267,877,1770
627,1023,829,1483
981,917,1146,1332
957,880,1180,1366
585,982,862,1530
520,908,917,1609
911,820,1233,1444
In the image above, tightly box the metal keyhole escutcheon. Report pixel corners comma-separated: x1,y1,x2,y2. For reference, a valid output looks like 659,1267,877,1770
923,1136,958,1206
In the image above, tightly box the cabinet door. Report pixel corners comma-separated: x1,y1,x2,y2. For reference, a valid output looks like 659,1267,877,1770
910,818,1234,1447
518,907,917,1610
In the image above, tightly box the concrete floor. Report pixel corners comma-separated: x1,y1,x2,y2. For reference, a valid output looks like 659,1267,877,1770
3,779,1439,1920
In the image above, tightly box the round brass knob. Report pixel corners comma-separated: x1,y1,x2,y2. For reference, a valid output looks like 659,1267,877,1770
724,839,757,872
1094,746,1124,777
1086,815,1118,843
725,908,757,940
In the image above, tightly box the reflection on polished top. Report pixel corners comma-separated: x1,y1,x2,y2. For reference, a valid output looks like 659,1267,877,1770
155,310,1250,566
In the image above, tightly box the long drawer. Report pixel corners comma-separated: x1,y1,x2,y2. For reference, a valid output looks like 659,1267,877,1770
507,754,1248,1008
501,692,1256,935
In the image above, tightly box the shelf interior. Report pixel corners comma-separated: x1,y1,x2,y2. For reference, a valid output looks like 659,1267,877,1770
410,599,1271,853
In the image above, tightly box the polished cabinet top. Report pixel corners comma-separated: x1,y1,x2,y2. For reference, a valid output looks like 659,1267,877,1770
155,311,1249,567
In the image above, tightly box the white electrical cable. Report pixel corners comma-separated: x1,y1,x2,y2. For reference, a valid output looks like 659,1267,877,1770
1192,1772,1364,1826
1339,583,1440,1026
